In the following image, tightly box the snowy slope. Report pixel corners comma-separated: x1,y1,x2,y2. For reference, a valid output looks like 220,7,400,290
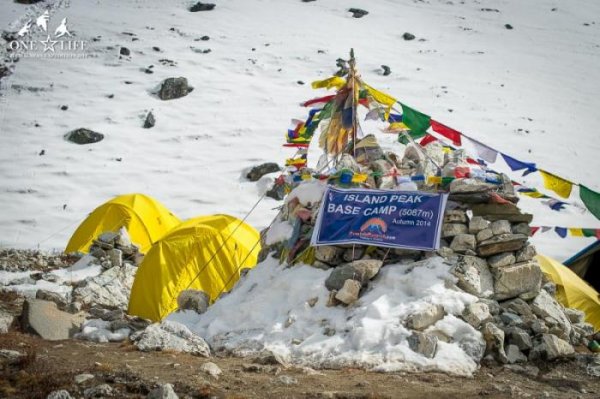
0,0,599,261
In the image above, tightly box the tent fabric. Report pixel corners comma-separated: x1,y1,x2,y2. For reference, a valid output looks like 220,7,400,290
65,193,181,255
536,254,600,331
564,240,600,280
127,214,261,322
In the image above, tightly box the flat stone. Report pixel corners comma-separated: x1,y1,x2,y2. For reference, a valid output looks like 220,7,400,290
515,244,536,262
471,203,533,223
21,299,85,341
531,290,572,339
74,373,95,384
449,178,493,194
147,383,179,399
476,228,493,242
407,304,445,330
444,210,467,224
246,163,280,182
487,252,516,268
335,279,361,305
506,344,527,364
451,255,494,298
130,321,210,357
477,234,528,257
462,302,492,328
35,289,68,310
493,260,542,301
442,223,468,238
325,259,382,291
408,332,438,358
450,234,476,253
469,216,490,233
490,220,511,236
189,2,215,12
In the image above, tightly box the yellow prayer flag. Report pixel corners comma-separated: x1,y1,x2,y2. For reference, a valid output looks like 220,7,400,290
363,83,396,108
520,191,545,199
301,173,312,181
539,170,573,199
428,176,442,185
569,228,584,237
351,173,368,183
311,76,347,90
386,122,409,132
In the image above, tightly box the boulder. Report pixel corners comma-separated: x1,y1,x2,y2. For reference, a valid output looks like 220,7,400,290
469,216,490,233
442,223,468,238
449,178,492,194
246,162,280,181
406,304,445,330
462,302,492,328
348,8,369,18
177,290,209,314
335,279,361,305
21,299,85,341
189,2,216,12
73,264,136,309
531,290,572,339
402,32,416,40
477,234,528,257
482,322,507,363
493,260,542,300
490,220,511,236
143,111,155,128
130,321,210,357
200,362,222,379
157,77,193,100
64,128,104,145
506,344,527,364
530,334,574,360
408,332,438,358
487,252,515,268
325,259,382,291
451,255,494,298
450,234,476,253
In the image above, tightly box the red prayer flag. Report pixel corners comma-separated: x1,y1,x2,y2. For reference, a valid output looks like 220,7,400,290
302,95,335,107
431,119,462,146
419,134,438,146
530,226,540,236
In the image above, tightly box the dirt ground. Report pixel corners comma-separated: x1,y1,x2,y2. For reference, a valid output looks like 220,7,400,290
1,332,599,399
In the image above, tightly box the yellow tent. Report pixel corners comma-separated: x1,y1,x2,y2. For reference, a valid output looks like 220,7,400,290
127,214,261,322
537,254,600,330
65,193,181,255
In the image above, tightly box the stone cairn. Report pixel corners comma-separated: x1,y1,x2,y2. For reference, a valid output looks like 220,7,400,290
260,136,595,363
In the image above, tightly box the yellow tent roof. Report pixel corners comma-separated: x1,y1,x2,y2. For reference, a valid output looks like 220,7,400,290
536,254,600,330
65,193,181,254
127,214,261,322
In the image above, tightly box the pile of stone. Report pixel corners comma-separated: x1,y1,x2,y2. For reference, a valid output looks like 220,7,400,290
0,249,68,272
87,229,143,269
259,136,596,364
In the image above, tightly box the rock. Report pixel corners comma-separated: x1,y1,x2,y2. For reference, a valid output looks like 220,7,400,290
471,203,533,223
189,2,216,12
462,302,491,328
246,162,280,181
449,178,493,194
511,223,530,236
21,299,85,341
35,289,68,310
147,383,178,399
324,259,382,291
506,344,527,364
531,290,572,339
143,111,156,128
342,246,366,262
515,245,536,262
335,279,361,305
451,255,494,298
487,252,515,268
564,308,585,324
482,322,507,363
130,321,210,357
200,362,222,379
500,298,534,318
408,332,438,358
477,234,528,257
0,349,22,363
75,373,95,384
47,391,73,399
444,209,467,224
266,182,286,200
73,264,137,309
505,24,513,30
442,223,468,238
315,246,343,265
506,327,532,350
500,312,524,327
469,216,490,233
119,47,130,56
493,260,542,301
157,77,193,100
449,234,476,253
531,334,574,360
407,304,445,330
177,289,209,314
64,128,104,145
574,322,594,336
337,153,362,172
381,65,391,76
530,318,548,335
490,220,512,236
275,375,298,385
84,384,113,398
402,32,416,40
108,249,123,267
476,228,493,242
348,8,368,18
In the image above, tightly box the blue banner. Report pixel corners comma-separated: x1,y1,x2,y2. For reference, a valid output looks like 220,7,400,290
311,187,448,251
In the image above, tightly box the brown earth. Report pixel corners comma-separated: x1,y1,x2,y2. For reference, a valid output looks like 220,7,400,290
0,331,598,399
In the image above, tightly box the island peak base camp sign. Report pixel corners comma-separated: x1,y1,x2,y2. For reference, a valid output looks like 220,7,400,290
311,187,448,251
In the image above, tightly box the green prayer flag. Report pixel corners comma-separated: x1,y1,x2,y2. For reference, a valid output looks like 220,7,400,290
580,185,600,220
400,103,431,136
582,228,596,237
397,130,427,145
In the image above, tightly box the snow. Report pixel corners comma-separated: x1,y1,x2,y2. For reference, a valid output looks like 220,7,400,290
168,256,483,375
75,319,131,343
1,0,598,261
285,180,327,206
265,218,294,246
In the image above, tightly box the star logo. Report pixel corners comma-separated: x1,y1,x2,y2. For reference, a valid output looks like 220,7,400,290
40,35,58,52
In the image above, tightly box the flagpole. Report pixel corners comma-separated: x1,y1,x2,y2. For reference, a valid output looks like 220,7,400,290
349,48,358,159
